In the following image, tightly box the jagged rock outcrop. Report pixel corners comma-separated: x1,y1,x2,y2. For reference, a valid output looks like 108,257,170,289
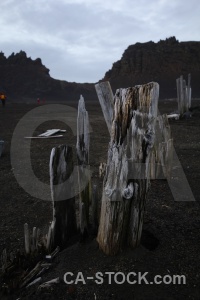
0,51,96,101
102,37,200,99
1,38,200,101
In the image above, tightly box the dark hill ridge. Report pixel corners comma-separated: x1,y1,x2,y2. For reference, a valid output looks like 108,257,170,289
0,50,96,102
102,37,200,99
1,37,200,101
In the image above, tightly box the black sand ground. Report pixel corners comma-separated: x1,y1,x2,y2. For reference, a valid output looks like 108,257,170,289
0,99,200,300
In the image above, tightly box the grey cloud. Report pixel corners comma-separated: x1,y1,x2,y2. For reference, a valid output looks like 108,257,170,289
0,0,200,83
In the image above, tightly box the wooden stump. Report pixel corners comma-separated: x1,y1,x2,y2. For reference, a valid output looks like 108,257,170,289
97,82,159,255
50,145,77,249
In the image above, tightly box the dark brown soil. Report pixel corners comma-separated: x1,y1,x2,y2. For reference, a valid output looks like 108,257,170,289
0,99,200,300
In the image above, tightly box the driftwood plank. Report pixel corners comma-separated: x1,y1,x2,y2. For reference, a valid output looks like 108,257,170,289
24,135,63,139
50,145,77,249
38,129,61,137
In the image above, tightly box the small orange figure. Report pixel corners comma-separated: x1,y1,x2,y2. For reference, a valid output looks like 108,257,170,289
0,93,6,107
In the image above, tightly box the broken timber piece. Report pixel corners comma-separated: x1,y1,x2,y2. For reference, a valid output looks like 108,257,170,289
176,74,192,115
99,162,106,178
38,129,65,137
36,228,40,251
95,81,114,135
38,277,60,289
80,202,88,240
24,135,63,139
46,221,55,252
91,185,99,235
30,226,37,253
150,114,173,180
24,129,66,139
26,277,42,288
187,73,192,109
20,262,42,288
76,95,91,227
50,145,77,249
24,223,30,255
167,114,179,120
97,82,159,255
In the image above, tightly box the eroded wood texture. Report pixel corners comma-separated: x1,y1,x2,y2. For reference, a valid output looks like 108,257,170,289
76,95,91,225
95,81,114,135
176,74,192,115
76,95,90,165
91,184,99,235
50,145,77,249
97,82,159,255
150,114,173,180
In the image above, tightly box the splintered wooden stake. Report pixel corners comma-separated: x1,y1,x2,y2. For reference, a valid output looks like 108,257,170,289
91,185,99,235
95,81,114,135
20,262,42,288
36,228,40,250
38,277,60,289
176,74,192,115
76,95,91,226
80,202,88,239
32,227,37,252
50,145,77,249
46,224,52,252
24,223,30,255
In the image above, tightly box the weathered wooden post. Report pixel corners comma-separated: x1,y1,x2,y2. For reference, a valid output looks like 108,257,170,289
24,223,30,255
80,203,87,239
76,95,91,229
151,114,173,179
187,73,192,109
91,184,99,235
95,82,159,255
177,75,185,114
176,74,192,115
95,82,114,135
50,145,77,249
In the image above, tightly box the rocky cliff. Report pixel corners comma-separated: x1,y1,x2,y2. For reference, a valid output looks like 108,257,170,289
0,50,96,102
102,37,200,99
1,37,200,101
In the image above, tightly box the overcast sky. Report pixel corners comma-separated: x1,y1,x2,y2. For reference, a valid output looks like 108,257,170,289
0,0,200,83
